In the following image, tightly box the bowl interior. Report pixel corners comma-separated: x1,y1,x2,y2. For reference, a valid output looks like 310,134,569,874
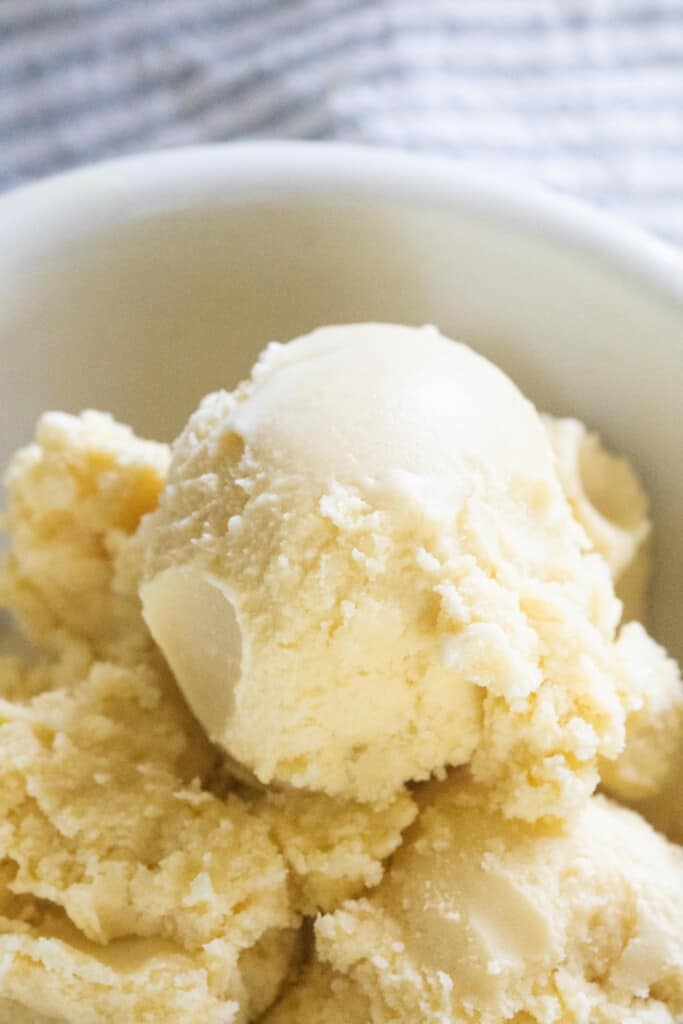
1,150,682,659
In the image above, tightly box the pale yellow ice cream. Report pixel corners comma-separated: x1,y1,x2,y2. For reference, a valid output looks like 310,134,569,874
1,324,682,1023
140,323,665,819
0,410,169,664
0,654,300,1024
0,415,299,1024
542,416,683,811
0,408,421,1021
266,965,369,1023
0,409,216,773
301,775,683,1024
256,788,417,915
545,415,651,623
600,621,683,802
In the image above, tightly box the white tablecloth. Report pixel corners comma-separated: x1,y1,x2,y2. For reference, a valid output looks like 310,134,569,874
1,0,682,245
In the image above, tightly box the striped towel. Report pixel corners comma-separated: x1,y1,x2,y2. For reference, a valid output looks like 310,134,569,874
1,0,683,246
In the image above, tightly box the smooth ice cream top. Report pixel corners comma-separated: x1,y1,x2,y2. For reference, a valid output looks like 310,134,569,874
224,323,554,483
141,323,657,817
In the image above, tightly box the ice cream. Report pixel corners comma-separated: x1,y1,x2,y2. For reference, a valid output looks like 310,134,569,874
266,965,369,1023
0,409,216,774
0,322,681,1023
0,410,169,664
545,415,651,623
272,775,683,1024
256,787,417,915
539,417,683,811
0,655,300,1024
0,406,420,1022
600,621,683,802
140,323,667,819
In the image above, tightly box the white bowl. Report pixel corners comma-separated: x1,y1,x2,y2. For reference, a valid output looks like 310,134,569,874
1,143,682,658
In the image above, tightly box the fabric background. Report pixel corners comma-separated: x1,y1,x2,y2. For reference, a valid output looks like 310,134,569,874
1,0,683,245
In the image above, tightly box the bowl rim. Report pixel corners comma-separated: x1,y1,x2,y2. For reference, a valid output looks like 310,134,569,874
2,141,683,310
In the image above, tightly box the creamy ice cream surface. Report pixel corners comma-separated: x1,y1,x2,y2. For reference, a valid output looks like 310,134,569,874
299,775,683,1024
139,323,678,819
600,621,683,802
545,415,652,624
140,323,560,809
0,655,300,1024
0,402,419,1022
0,322,681,1023
0,410,169,664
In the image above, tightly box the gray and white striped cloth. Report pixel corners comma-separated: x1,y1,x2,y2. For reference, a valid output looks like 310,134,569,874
1,0,683,245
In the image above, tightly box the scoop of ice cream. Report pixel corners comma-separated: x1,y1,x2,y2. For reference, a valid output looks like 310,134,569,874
0,655,299,1024
542,419,683,807
0,410,169,663
138,323,654,814
312,775,683,1024
0,925,300,1024
0,410,214,776
544,415,651,623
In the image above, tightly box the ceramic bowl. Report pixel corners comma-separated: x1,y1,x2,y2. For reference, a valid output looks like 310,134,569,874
1,143,681,656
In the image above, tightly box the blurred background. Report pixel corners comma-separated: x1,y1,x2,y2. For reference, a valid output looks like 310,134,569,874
1,0,683,245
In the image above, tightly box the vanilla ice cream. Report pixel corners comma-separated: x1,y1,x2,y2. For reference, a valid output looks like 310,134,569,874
301,775,683,1024
256,787,417,914
0,410,170,664
0,655,299,1024
141,323,656,817
545,415,651,623
0,416,299,1024
0,405,422,1022
600,621,683,801
1,321,681,1024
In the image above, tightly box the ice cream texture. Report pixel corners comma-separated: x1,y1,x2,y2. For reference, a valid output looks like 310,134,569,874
0,410,169,664
269,775,683,1024
0,657,300,1024
0,408,415,1022
0,322,681,1023
140,323,679,818
544,414,652,624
